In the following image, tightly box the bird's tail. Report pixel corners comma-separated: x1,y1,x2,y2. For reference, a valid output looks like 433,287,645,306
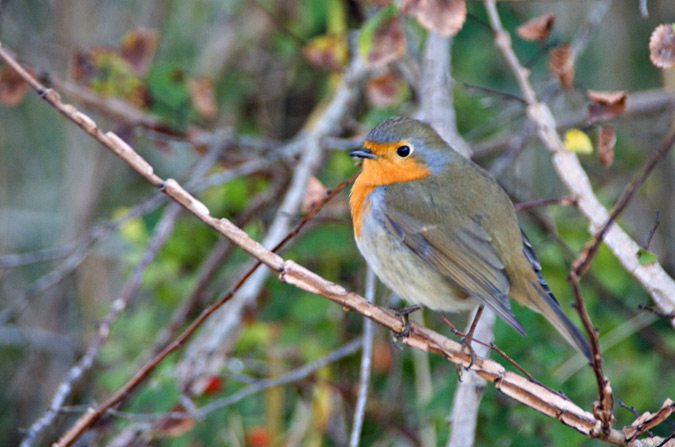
529,276,592,362
519,231,592,361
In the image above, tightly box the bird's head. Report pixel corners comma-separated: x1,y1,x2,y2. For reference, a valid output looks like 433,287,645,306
349,117,454,186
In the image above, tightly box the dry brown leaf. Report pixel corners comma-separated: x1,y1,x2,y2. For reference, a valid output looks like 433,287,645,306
588,89,627,122
588,89,627,104
302,176,328,214
366,69,401,107
71,48,109,83
548,42,574,89
516,12,555,43
302,34,348,71
400,0,467,37
0,65,29,106
188,76,218,120
119,28,158,74
649,24,675,69
367,15,406,67
597,124,616,167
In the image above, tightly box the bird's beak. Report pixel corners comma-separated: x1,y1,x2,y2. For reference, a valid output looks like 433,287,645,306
349,148,376,159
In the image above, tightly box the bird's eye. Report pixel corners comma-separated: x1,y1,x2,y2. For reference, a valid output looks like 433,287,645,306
396,145,412,157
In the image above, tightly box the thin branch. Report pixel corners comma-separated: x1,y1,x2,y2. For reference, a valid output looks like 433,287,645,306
349,267,375,447
442,314,534,381
149,178,285,356
175,49,367,394
462,82,527,105
107,338,363,423
447,307,495,447
568,271,614,433
569,0,612,59
572,122,675,278
416,31,472,157
18,135,228,446
19,201,185,447
555,312,659,382
473,89,675,158
197,337,362,417
515,196,575,211
644,211,660,250
485,0,675,338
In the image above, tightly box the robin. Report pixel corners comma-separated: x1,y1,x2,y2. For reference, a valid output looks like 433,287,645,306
349,116,592,361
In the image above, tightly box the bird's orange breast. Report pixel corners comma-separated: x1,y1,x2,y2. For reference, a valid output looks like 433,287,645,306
350,140,431,238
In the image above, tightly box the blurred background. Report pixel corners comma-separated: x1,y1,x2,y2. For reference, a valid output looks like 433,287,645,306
1,0,675,446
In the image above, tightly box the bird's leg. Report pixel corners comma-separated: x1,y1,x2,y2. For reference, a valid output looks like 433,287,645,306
460,305,484,370
392,304,424,341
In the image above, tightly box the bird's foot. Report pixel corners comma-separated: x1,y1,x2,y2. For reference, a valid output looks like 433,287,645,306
391,304,423,345
458,305,484,370
452,335,477,381
460,334,477,370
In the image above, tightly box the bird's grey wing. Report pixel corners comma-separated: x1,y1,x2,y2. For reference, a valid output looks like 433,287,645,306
383,205,525,335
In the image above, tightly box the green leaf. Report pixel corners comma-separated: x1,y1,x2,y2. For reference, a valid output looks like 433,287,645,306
145,64,193,128
637,248,657,265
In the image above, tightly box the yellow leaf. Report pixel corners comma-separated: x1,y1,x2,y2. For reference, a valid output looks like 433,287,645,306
563,129,593,154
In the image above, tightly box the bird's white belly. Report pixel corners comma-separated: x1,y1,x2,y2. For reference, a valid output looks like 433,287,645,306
356,215,477,313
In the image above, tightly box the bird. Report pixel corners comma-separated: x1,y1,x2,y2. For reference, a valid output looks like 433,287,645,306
349,116,592,361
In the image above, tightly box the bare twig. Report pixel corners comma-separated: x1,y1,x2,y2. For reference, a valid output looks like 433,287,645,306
568,272,614,433
473,89,675,158
349,267,375,447
19,202,183,447
485,2,675,328
638,304,675,321
569,0,612,59
447,307,495,447
175,51,367,394
555,312,660,382
572,122,675,278
462,82,527,105
515,196,575,211
644,211,660,250
107,338,363,423
19,138,228,447
623,399,675,443
416,31,472,157
442,315,535,382
149,178,285,356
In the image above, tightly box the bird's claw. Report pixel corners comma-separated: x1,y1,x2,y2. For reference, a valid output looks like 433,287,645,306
391,304,423,346
460,335,477,370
